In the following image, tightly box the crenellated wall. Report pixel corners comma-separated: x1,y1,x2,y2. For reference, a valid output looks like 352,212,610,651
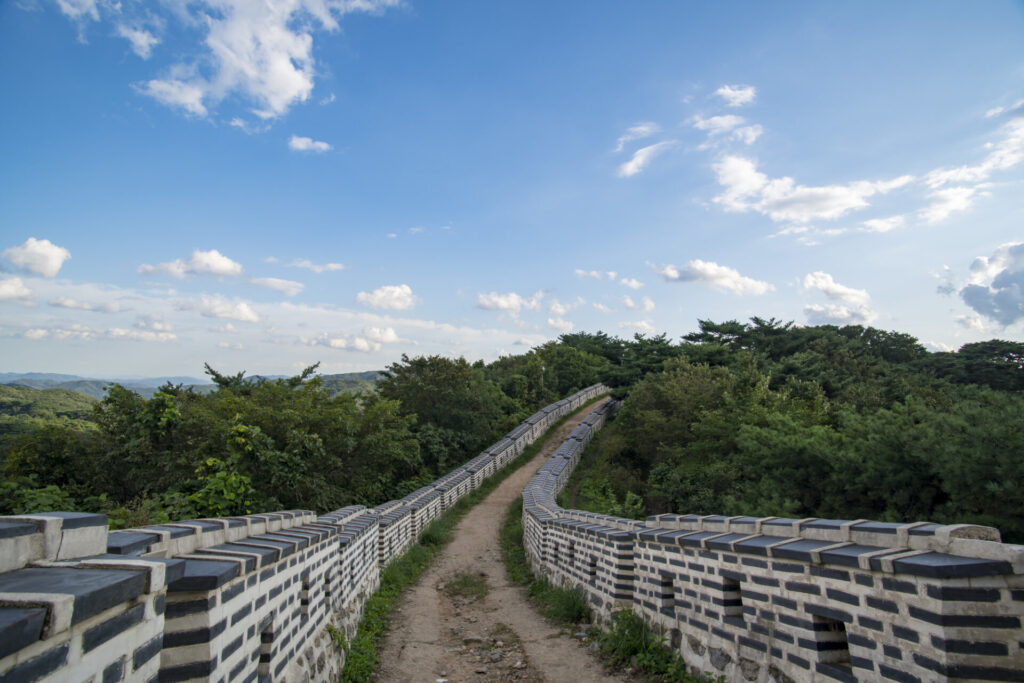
0,385,609,683
523,400,1024,682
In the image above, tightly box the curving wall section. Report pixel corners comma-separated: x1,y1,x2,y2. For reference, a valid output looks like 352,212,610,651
0,385,609,683
523,400,1024,683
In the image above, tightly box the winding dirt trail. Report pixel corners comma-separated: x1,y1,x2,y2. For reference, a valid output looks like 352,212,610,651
376,401,625,683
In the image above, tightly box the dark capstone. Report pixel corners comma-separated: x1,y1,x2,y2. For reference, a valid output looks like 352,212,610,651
3,643,68,683
32,511,107,529
103,657,125,683
106,531,160,555
0,521,38,539
133,635,163,669
168,559,239,592
145,525,194,539
0,607,46,659
83,604,145,652
0,567,146,625
887,552,1012,579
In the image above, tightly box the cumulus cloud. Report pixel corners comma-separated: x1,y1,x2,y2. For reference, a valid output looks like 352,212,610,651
116,24,159,59
304,325,401,353
130,1,399,120
714,84,756,107
252,277,304,296
477,290,544,316
618,141,676,178
357,284,417,310
289,135,332,152
924,117,1024,189
0,276,33,301
615,122,660,152
3,237,71,277
547,317,574,333
55,0,99,22
288,259,343,273
107,327,177,343
196,295,259,322
620,277,643,289
623,295,655,312
139,248,244,279
919,186,983,224
651,260,774,295
802,271,877,325
712,156,913,224
959,242,1024,326
593,303,613,314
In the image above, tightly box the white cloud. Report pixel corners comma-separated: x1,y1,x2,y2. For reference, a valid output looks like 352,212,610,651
615,122,660,152
924,341,955,352
477,290,544,316
3,237,71,277
138,248,244,279
288,259,343,273
289,135,332,152
919,186,982,224
593,303,613,314
363,326,399,344
24,328,50,340
218,341,245,350
924,117,1024,189
803,303,878,326
574,269,617,281
0,276,33,301
618,320,656,334
620,277,643,289
320,93,336,105
547,317,574,333
802,272,877,325
802,272,871,307
714,84,756,107
128,0,398,120
138,77,208,117
712,156,914,224
956,313,988,331
107,327,177,343
357,284,417,310
549,300,570,316
49,296,120,313
55,0,99,22
861,215,906,233
618,141,676,178
252,277,304,296
651,259,774,295
692,114,745,135
959,242,1024,326
623,295,655,312
116,24,159,59
196,295,259,322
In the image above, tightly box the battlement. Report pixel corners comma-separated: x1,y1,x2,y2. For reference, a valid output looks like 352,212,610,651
0,385,609,683
522,400,1024,682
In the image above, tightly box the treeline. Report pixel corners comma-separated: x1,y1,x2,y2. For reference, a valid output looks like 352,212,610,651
557,320,1024,544
0,341,608,528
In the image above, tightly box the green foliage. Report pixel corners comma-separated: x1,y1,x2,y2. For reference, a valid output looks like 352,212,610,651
598,611,721,683
443,571,488,600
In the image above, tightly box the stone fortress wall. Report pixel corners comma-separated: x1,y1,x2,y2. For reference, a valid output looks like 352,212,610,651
0,385,609,683
523,400,1024,682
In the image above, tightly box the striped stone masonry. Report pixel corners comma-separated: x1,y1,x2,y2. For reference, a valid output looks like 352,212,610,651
0,385,609,683
523,400,1024,682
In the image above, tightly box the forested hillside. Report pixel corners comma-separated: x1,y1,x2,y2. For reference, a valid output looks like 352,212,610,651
558,320,1024,543
0,341,606,528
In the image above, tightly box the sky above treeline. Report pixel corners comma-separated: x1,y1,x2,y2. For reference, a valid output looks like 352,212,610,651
1,1,1023,378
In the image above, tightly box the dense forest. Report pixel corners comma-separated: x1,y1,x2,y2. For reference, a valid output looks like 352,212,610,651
0,341,606,528
2,321,1022,542
558,320,1024,543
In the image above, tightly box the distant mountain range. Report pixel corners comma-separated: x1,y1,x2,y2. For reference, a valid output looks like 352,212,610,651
0,371,381,400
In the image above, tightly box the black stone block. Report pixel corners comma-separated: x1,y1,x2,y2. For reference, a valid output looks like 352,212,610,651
0,521,38,539
2,643,68,683
32,511,107,529
0,567,146,625
0,607,46,659
168,559,239,592
886,552,1013,579
83,604,145,652
107,531,160,555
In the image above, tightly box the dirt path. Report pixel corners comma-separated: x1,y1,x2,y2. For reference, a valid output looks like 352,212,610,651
376,401,625,683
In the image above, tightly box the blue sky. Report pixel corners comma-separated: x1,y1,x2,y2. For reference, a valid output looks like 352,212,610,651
2,1,1023,378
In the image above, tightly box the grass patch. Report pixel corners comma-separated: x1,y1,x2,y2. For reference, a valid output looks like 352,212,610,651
340,394,608,683
443,571,488,601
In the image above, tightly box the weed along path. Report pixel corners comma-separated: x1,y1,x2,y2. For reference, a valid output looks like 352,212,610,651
376,400,624,683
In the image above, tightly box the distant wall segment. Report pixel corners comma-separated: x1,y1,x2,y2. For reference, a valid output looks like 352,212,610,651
523,400,1024,682
0,385,609,683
